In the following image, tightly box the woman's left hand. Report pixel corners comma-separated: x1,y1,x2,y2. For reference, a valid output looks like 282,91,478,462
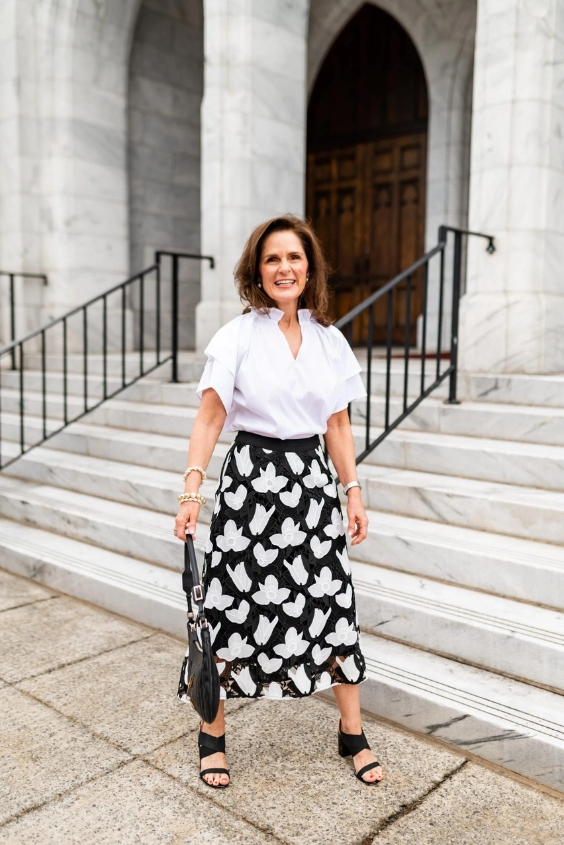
346,491,368,545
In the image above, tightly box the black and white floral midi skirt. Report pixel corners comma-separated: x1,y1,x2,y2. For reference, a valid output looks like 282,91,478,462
196,430,366,700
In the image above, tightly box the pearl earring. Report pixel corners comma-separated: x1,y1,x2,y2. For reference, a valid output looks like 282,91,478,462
256,279,262,289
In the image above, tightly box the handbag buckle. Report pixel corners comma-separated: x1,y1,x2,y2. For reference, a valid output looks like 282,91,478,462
192,585,204,602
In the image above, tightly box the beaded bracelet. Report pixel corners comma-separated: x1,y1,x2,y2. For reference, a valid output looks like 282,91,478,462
183,466,206,482
178,492,206,506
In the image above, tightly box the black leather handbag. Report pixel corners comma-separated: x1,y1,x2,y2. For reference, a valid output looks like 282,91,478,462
177,537,220,724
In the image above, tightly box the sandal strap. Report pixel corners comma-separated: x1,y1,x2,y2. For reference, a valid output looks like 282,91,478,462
198,730,226,759
356,762,382,781
200,767,230,777
339,728,370,756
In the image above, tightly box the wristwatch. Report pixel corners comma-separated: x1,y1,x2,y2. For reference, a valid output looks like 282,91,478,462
343,480,362,494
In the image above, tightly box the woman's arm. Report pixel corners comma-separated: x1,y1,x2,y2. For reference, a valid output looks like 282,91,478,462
324,409,368,546
175,387,226,542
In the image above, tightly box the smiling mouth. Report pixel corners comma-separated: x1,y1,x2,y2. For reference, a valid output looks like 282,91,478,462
274,280,296,286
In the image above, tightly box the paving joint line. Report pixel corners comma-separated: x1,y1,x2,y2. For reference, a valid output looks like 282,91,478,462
0,595,57,615
361,759,469,843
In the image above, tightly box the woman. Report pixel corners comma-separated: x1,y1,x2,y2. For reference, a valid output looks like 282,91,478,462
174,214,384,789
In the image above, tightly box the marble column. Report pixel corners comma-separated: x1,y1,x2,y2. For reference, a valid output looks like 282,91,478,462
196,0,309,349
460,0,564,374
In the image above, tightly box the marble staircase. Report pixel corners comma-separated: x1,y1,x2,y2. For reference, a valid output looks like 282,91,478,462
0,354,563,792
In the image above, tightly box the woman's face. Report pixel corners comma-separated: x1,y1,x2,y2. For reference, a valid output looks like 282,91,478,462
258,230,309,309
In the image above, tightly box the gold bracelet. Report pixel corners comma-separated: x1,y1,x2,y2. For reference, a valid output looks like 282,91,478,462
182,466,206,482
178,492,206,506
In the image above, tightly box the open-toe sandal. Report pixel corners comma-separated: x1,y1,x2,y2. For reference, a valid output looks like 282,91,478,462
198,726,230,789
338,720,383,785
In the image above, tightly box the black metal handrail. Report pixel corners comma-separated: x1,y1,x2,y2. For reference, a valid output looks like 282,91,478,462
0,271,48,370
336,225,495,464
0,250,213,471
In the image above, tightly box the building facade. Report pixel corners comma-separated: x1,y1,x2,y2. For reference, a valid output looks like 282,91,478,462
0,0,563,374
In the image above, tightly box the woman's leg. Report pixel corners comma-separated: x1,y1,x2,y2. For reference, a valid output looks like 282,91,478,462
332,683,384,782
200,701,229,786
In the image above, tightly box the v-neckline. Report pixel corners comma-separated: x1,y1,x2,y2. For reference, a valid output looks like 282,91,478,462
277,323,304,362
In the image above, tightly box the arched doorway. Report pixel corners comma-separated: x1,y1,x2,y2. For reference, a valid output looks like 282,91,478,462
307,3,428,344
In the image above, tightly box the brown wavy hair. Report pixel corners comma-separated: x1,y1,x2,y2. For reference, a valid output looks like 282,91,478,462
234,214,332,326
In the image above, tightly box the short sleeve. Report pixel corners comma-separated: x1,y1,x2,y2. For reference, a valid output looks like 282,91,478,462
195,315,245,414
328,326,367,414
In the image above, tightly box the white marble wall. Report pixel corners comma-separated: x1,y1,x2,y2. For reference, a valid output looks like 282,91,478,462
308,0,477,352
460,0,564,374
196,0,309,349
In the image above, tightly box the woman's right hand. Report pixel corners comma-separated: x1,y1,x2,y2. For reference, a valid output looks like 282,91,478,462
175,501,201,542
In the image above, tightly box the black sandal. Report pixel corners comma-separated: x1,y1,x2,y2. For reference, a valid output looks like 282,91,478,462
338,720,383,785
198,725,230,789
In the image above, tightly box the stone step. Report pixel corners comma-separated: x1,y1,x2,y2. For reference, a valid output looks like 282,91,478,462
0,370,124,396
0,514,562,791
358,634,564,793
359,511,564,611
352,561,564,691
371,429,564,491
467,372,564,408
14,353,206,381
358,465,564,545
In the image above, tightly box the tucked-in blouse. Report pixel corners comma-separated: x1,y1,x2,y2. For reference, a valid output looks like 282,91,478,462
196,306,366,439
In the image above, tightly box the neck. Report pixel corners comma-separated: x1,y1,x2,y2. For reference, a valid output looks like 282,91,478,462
273,301,300,329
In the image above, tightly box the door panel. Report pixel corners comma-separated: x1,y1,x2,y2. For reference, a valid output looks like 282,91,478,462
307,133,426,344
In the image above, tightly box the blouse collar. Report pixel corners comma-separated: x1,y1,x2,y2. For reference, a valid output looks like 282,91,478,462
254,307,312,323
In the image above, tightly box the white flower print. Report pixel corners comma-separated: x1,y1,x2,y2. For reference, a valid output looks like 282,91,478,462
205,538,213,553
310,535,332,560
335,584,353,608
286,452,304,474
216,519,251,552
254,614,279,646
224,484,247,510
209,621,221,645
231,665,256,695
323,480,338,498
226,561,252,592
225,599,250,624
253,542,278,568
211,551,222,568
311,643,332,665
283,555,308,586
266,681,283,699
214,495,221,515
338,654,360,682
279,482,302,508
325,617,358,647
309,607,331,638
249,503,275,536
336,546,351,576
271,517,307,549
215,661,225,676
204,578,234,611
303,459,329,489
219,687,227,700
234,445,253,477
305,498,324,529
257,652,283,674
221,475,233,492
323,507,344,539
308,566,342,598
252,575,290,606
282,592,306,618
216,632,255,661
251,462,288,494
273,626,309,658
315,444,326,465
315,671,333,692
289,664,311,695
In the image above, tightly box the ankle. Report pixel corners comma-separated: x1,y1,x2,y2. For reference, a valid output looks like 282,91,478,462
201,720,225,737
340,718,363,736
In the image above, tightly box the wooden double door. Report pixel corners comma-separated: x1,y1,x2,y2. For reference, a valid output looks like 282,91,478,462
306,133,427,344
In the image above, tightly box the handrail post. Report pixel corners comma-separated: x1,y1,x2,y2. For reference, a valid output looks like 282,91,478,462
171,254,179,383
447,229,463,404
10,274,16,370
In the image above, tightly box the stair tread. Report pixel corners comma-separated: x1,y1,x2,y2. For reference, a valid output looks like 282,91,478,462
365,510,564,570
361,633,564,741
358,463,564,508
356,427,564,458
353,561,564,641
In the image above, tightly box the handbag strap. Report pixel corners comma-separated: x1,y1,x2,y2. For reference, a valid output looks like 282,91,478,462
182,537,206,623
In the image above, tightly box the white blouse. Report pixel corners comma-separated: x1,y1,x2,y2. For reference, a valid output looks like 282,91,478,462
196,306,366,439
